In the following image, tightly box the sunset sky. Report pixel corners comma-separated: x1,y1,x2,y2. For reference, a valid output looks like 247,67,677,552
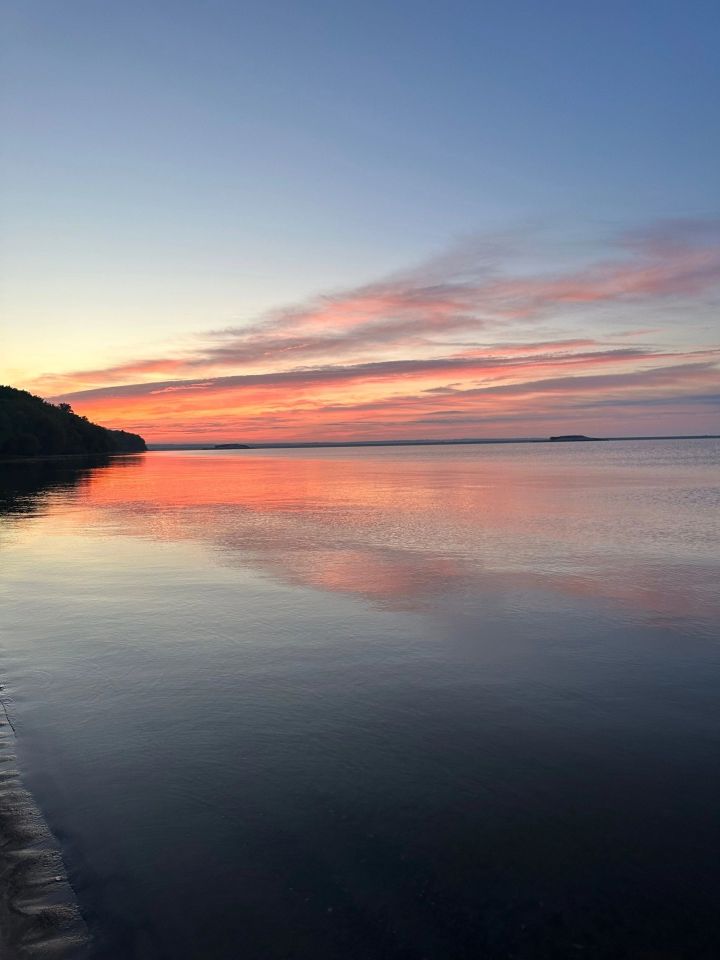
2,0,719,442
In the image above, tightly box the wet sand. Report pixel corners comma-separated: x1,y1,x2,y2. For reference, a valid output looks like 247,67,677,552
0,688,89,960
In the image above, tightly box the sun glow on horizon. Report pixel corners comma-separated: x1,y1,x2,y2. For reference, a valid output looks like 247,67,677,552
12,223,720,442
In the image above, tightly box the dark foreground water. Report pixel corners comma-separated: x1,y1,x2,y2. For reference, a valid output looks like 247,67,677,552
1,441,719,959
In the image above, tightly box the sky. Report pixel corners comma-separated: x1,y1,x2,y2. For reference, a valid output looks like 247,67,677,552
1,0,719,442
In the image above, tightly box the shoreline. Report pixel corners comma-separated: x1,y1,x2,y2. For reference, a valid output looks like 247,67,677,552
0,452,145,465
3,438,716,461
147,434,720,451
0,681,91,959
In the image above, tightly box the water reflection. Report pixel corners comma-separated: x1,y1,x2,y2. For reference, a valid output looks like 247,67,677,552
3,443,720,960
0,457,115,957
0,455,142,523
18,446,717,627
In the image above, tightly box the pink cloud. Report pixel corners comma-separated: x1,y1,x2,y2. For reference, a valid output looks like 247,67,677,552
25,220,720,442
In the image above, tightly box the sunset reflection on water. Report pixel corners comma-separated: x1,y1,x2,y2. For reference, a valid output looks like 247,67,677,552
2,441,720,960
15,442,720,624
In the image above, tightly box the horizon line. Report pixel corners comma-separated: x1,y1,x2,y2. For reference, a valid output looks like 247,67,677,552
146,434,720,451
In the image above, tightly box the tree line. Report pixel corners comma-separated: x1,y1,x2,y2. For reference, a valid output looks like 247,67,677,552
0,385,146,457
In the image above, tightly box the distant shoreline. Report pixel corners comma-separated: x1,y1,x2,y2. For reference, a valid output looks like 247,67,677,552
3,435,717,464
0,451,145,465
147,435,720,451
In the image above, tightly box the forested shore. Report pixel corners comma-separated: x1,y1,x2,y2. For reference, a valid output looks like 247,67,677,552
0,385,146,457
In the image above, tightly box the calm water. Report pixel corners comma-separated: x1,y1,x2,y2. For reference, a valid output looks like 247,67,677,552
1,441,719,959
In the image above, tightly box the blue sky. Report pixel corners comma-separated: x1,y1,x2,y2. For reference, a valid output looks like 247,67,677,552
2,0,718,439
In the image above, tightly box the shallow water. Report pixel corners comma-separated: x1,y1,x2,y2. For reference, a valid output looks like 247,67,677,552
1,441,719,959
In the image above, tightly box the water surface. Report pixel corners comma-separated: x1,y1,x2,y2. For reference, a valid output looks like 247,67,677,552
1,442,719,958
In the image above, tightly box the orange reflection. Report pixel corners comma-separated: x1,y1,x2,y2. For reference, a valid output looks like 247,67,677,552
20,447,713,623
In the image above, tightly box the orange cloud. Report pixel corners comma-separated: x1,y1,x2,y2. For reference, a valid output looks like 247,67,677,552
23,221,720,442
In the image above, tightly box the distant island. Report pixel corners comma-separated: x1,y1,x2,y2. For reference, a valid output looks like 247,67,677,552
149,433,719,452
0,385,146,457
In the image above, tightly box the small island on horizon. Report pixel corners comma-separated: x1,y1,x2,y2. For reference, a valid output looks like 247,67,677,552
0,385,146,458
147,432,718,452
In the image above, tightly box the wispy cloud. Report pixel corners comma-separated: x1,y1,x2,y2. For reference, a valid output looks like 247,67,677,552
28,220,720,441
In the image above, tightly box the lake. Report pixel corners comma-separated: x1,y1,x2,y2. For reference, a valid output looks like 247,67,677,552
1,441,719,959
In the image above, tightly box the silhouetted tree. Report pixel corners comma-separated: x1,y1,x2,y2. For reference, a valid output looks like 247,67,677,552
0,385,146,457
